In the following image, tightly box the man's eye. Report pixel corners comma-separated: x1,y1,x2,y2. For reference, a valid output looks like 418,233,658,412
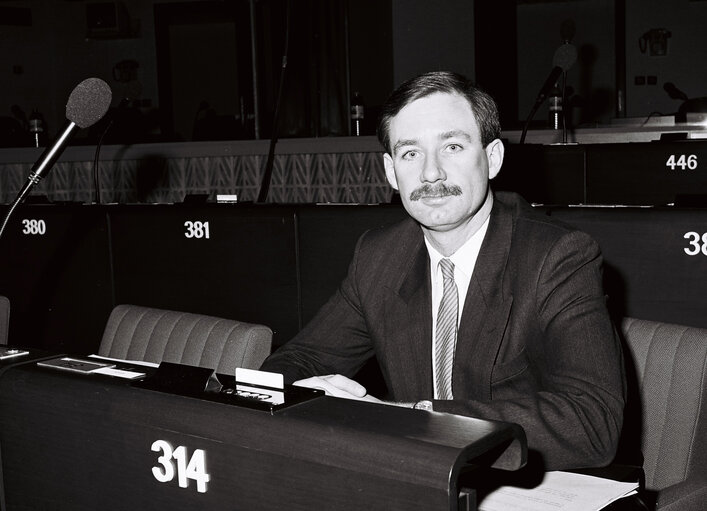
401,150,418,160
446,143,463,152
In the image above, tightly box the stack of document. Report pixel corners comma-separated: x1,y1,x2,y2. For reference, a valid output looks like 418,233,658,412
479,471,639,511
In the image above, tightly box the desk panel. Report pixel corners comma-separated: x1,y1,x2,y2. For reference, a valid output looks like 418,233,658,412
586,141,707,205
0,360,526,510
0,205,112,353
108,204,299,347
548,206,707,328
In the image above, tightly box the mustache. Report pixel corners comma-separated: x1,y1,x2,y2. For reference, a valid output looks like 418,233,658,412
409,183,462,201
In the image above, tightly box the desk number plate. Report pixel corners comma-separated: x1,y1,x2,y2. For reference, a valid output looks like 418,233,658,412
151,440,210,493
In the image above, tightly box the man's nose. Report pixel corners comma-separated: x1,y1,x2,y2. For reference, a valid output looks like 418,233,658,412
421,153,446,183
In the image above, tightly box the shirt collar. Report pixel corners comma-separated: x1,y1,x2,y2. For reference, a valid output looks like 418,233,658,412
425,214,490,282
424,193,493,278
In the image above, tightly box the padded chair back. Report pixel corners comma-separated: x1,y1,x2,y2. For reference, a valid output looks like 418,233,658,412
620,317,707,492
0,296,9,345
99,304,273,374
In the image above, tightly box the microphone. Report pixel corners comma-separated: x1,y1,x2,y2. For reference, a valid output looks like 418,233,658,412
0,78,112,242
520,43,577,144
533,43,577,106
28,77,112,184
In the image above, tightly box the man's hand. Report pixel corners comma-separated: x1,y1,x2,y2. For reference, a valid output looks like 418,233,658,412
294,374,382,403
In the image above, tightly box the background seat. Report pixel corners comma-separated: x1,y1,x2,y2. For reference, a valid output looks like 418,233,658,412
620,317,707,510
98,304,272,375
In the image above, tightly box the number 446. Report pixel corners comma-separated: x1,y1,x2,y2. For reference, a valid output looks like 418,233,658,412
666,154,698,170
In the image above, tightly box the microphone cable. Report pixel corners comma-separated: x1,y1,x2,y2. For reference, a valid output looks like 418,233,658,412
93,115,115,205
256,0,292,203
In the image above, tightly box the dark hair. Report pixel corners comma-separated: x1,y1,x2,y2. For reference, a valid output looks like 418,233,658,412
376,71,501,154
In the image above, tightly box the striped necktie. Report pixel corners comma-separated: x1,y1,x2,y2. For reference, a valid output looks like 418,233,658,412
434,258,458,400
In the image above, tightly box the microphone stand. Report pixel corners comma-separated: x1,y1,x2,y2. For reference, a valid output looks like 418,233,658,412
520,70,571,145
561,71,569,145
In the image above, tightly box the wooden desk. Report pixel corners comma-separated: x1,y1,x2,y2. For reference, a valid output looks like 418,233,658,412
0,354,526,510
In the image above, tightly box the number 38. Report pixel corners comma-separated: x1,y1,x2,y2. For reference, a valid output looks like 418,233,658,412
684,232,707,256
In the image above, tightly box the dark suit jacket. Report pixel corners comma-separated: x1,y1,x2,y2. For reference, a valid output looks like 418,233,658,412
262,192,626,471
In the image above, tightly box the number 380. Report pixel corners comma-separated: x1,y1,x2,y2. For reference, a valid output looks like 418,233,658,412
21,219,46,235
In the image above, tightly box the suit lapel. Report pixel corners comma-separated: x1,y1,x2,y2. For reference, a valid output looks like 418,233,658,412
453,197,514,401
383,227,434,400
380,197,516,402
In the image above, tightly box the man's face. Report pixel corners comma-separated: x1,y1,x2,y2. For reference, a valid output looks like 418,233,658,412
383,92,503,235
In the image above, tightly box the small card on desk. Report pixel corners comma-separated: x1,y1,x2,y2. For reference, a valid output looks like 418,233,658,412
235,367,284,389
0,347,30,360
233,368,285,405
37,357,115,374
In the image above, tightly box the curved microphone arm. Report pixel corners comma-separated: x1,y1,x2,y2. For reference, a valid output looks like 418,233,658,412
0,121,78,242
0,181,34,243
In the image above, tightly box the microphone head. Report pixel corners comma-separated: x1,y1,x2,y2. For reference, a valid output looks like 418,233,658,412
65,78,113,128
552,43,577,72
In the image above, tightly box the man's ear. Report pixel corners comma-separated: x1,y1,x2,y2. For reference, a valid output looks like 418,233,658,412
383,153,399,190
485,139,505,180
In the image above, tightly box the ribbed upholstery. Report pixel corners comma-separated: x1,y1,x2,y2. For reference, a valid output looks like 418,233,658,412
621,317,707,509
0,296,9,345
98,304,273,375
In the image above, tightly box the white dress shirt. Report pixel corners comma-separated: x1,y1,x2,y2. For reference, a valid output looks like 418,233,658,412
424,215,490,399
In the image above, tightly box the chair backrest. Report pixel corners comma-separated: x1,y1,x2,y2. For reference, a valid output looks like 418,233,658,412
98,304,273,375
0,295,9,345
620,317,707,491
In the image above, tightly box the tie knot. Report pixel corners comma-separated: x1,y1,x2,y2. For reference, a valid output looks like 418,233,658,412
439,258,455,280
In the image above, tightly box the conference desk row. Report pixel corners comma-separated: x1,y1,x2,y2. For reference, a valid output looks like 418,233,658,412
2,201,707,359
0,349,526,510
499,138,707,206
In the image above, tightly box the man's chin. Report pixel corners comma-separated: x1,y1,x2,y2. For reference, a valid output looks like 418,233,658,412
407,209,460,232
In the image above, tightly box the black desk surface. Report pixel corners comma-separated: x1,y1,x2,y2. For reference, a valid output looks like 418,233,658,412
0,352,526,511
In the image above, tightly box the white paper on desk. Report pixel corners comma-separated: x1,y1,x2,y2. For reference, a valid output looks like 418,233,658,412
88,354,159,368
478,471,638,511
87,354,156,379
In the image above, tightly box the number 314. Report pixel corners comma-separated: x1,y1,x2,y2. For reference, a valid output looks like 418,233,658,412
151,440,210,493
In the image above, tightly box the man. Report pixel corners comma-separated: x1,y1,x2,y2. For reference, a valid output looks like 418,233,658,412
261,71,625,471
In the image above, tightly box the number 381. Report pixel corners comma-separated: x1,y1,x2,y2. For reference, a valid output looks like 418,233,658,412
184,221,210,239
